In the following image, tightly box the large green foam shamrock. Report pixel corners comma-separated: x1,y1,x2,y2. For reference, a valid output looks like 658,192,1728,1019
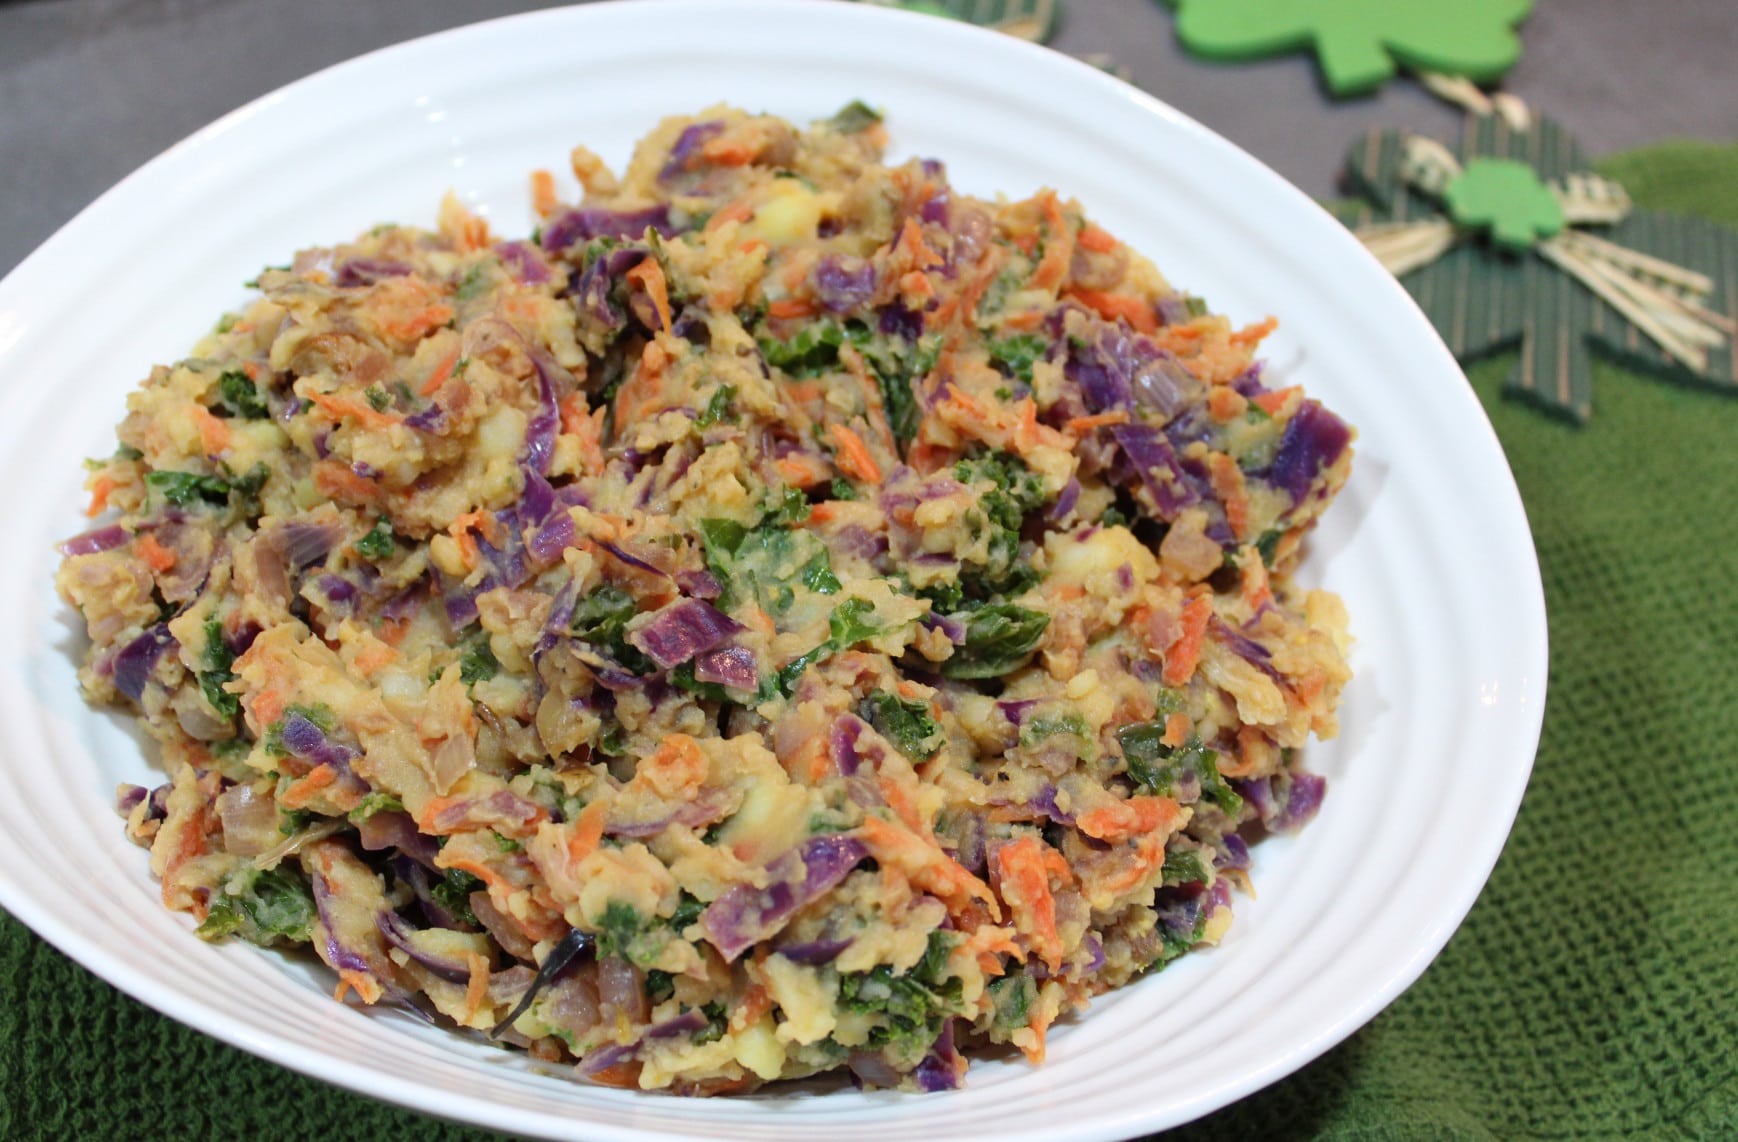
1165,0,1533,96
1334,113,1738,423
867,0,1059,42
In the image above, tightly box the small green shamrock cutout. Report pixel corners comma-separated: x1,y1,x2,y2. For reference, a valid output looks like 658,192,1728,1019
1163,0,1534,96
1444,158,1565,252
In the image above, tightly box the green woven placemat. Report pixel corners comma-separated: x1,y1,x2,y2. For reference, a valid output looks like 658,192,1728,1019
4,142,1736,1142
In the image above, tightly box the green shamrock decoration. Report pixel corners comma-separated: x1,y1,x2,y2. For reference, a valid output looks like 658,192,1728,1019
1334,111,1738,423
1162,0,1533,96
1444,158,1565,251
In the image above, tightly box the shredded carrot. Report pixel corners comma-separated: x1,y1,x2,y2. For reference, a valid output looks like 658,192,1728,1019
1075,794,1180,845
893,217,944,272
1064,410,1130,434
1253,385,1300,415
251,688,286,728
530,169,560,217
639,734,707,799
566,800,608,865
1241,553,1272,611
1206,452,1251,541
994,836,1063,970
767,297,818,320
421,348,462,397
1077,223,1119,254
85,474,116,517
1029,192,1074,292
700,134,756,166
1163,595,1213,687
462,952,491,1024
806,502,839,525
352,642,398,676
624,259,673,334
135,531,176,573
1162,711,1193,748
1230,315,1279,347
1207,385,1248,422
310,391,397,431
858,816,999,917
731,984,774,1033
704,198,756,233
334,969,384,1006
774,453,831,490
946,387,984,419
1066,288,1158,333
828,423,883,484
588,1062,643,1089
999,309,1046,331
877,773,925,834
280,763,338,810
189,405,232,453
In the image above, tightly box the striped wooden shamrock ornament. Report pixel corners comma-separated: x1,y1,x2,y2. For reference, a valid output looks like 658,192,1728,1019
1335,99,1737,423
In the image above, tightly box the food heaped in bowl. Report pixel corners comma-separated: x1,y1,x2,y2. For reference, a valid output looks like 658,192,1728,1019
56,102,1353,1094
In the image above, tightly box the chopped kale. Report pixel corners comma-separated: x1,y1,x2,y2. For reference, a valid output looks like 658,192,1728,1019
836,931,963,1064
938,604,1050,679
216,370,270,419
569,585,655,674
859,691,944,760
828,100,884,134
828,598,883,647
1161,847,1209,886
987,333,1048,383
431,868,485,928
458,635,500,686
986,972,1037,1034
197,616,239,719
1117,726,1242,815
353,518,396,561
144,470,234,508
697,383,738,428
195,866,316,946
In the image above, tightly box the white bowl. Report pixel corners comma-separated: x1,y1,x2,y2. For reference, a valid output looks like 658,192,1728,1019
0,2,1547,1138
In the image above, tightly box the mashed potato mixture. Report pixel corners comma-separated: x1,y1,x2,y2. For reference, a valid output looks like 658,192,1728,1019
57,104,1353,1093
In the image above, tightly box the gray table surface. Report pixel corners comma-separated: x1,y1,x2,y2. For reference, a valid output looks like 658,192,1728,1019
2,0,1735,280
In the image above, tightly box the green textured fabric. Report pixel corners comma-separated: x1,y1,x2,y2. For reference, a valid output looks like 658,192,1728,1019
4,143,1736,1142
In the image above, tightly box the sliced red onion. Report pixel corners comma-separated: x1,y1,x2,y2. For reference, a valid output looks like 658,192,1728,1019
921,612,967,646
376,910,473,983
403,402,448,433
595,539,667,578
1110,422,1202,520
812,255,876,312
607,787,734,839
490,926,596,1040
1210,617,1282,680
115,784,148,814
626,598,740,670
1045,478,1080,523
1031,784,1076,827
913,1018,963,1092
279,709,359,775
1131,356,1201,420
335,258,412,287
1271,771,1327,831
309,864,373,975
542,204,677,253
317,574,357,606
1214,833,1252,871
1270,401,1352,504
356,811,440,868
658,120,725,183
471,891,535,962
571,245,650,332
280,519,341,568
523,351,565,476
1081,933,1106,975
527,510,574,564
829,715,866,778
494,240,552,286
773,936,852,965
676,568,722,600
578,1008,707,1077
58,524,129,557
847,1051,902,1089
692,645,758,691
113,624,176,703
879,303,923,342
829,525,887,562
700,834,868,962
996,698,1037,726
